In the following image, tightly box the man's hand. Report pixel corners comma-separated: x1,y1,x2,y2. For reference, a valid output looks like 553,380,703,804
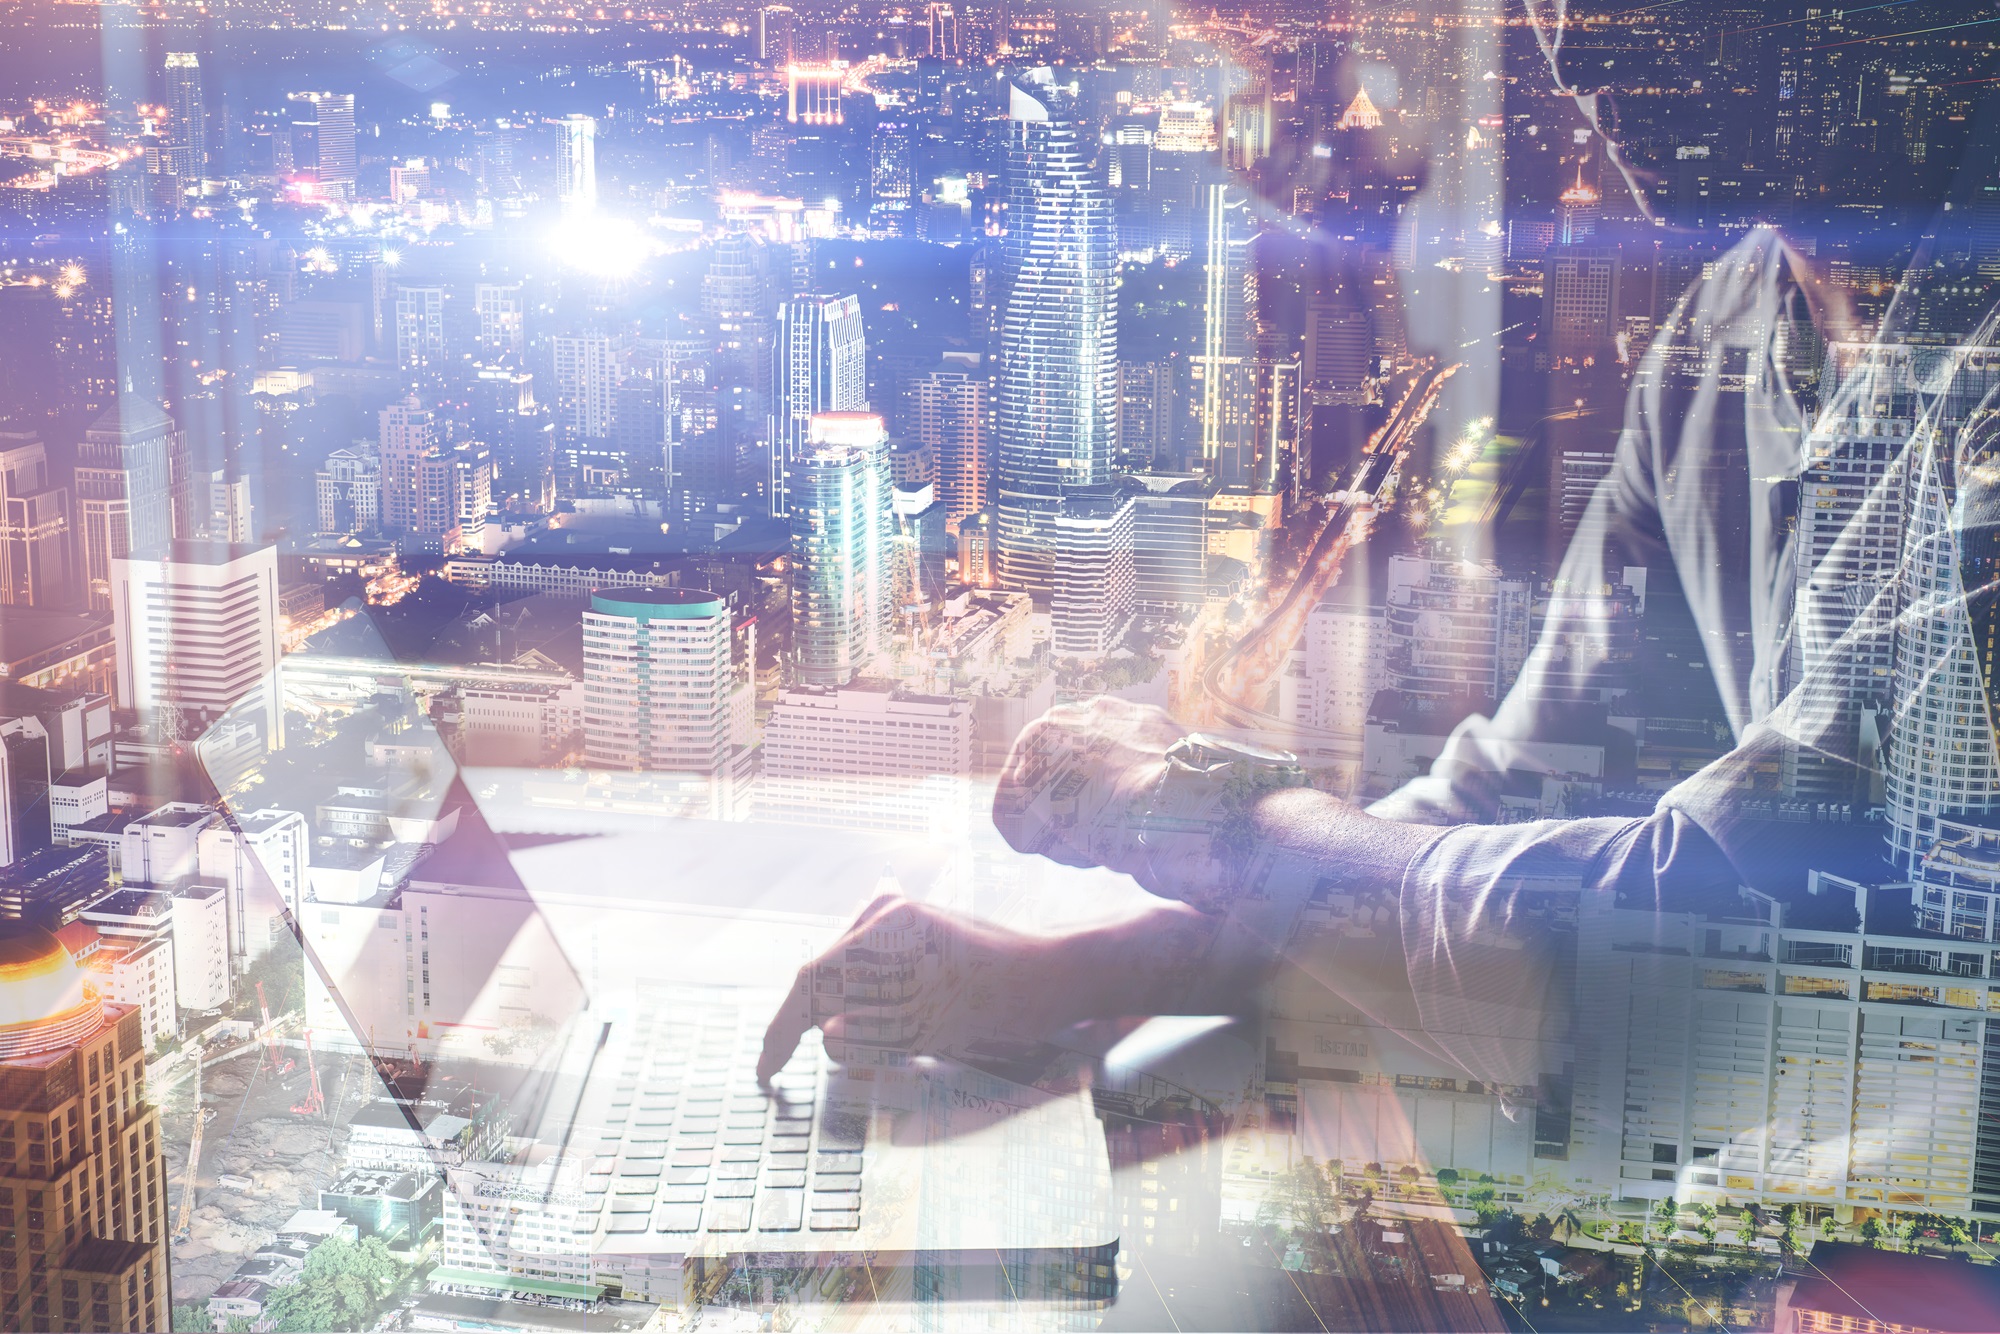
992,697,1211,889
756,892,1218,1085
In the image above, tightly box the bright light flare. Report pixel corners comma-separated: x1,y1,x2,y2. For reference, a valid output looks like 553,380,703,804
549,213,658,278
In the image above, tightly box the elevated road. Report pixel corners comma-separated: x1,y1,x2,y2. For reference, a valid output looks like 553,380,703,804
1198,362,1459,757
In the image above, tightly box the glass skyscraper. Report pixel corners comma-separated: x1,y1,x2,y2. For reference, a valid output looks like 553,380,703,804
790,412,891,685
994,69,1119,593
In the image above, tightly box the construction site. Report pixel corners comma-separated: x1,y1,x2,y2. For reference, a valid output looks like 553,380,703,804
157,989,389,1305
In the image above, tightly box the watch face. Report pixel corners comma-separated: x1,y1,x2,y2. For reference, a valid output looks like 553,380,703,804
1180,733,1300,769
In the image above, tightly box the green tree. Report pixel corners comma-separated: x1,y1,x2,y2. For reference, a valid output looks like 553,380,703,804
1255,1161,1342,1270
172,1303,213,1332
1859,1216,1886,1248
261,1235,401,1334
1556,1205,1586,1243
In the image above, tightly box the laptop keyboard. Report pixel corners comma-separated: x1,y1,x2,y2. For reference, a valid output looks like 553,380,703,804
585,991,867,1238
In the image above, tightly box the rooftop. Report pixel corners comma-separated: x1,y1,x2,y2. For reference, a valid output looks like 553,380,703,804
1788,1242,2000,1332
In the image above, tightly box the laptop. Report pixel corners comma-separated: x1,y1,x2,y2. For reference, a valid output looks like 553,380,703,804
196,634,1121,1311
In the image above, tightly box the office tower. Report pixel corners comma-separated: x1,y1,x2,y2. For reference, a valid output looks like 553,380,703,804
112,541,281,749
0,431,68,608
1193,183,1257,478
1543,247,1621,353
199,469,254,544
0,923,171,1334
1147,102,1214,260
1224,89,1271,173
928,2,958,58
164,52,206,181
1114,360,1170,469
892,480,950,608
995,71,1118,592
870,121,914,210
1385,554,1531,703
760,686,973,837
1048,491,1136,661
1300,600,1384,734
474,282,525,358
1127,473,1209,612
552,333,619,446
956,509,996,589
790,413,891,685
378,396,435,532
910,352,993,530
393,283,446,371
559,114,597,214
759,4,796,64
769,295,866,518
411,441,492,551
291,92,356,195
1557,168,1600,245
315,447,381,536
74,400,177,611
581,589,750,818
1783,343,1914,803
1884,346,2000,869
0,717,51,869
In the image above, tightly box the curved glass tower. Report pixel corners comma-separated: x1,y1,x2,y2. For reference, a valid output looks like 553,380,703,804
995,70,1119,592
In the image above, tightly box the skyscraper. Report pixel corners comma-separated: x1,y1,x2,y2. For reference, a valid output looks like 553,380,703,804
74,400,177,611
769,294,866,518
1049,491,1137,661
910,351,993,530
0,430,68,608
552,333,619,443
581,589,750,818
111,541,282,750
559,114,597,214
393,283,446,371
758,4,796,65
378,396,436,532
995,70,1118,592
790,413,891,685
1193,183,1257,477
475,282,525,358
163,52,206,183
291,92,356,196
0,923,172,1334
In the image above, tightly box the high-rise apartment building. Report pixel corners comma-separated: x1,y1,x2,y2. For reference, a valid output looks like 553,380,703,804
0,431,68,608
163,52,206,182
74,400,177,611
995,70,1118,591
758,4,796,64
559,114,597,214
393,284,446,371
474,282,524,358
111,541,281,750
1194,184,1254,475
769,295,866,518
315,447,381,537
1127,472,1210,612
552,333,620,443
581,589,750,819
790,413,891,685
0,924,171,1334
1384,553,1531,704
1048,490,1136,662
909,351,993,530
378,396,435,533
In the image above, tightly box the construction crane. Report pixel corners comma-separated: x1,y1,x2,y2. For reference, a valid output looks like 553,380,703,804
291,1029,325,1117
256,981,293,1077
174,1049,214,1242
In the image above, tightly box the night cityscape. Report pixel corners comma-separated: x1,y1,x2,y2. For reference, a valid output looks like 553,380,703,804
0,0,1998,1328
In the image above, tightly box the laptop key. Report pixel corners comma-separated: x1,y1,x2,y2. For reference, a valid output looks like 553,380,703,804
708,1199,753,1232
758,1189,804,1232
810,1175,860,1193
764,1169,806,1189
813,1152,862,1174
810,1190,860,1212
810,1211,861,1232
660,1185,705,1204
712,1179,756,1198
654,1204,702,1233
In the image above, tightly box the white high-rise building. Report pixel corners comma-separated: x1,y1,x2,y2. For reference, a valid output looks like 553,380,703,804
790,413,891,686
582,589,750,818
379,397,435,532
552,333,620,442
1385,553,1532,704
111,541,281,751
196,808,308,965
75,400,178,610
559,114,597,214
909,352,992,532
759,686,973,837
290,92,356,195
1295,601,1384,735
475,282,525,357
769,295,867,517
1049,490,1136,662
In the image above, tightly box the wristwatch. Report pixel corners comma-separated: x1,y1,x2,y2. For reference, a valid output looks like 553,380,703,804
1134,733,1301,910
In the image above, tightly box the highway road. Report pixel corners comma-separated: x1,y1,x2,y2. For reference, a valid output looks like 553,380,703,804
1198,362,1459,754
